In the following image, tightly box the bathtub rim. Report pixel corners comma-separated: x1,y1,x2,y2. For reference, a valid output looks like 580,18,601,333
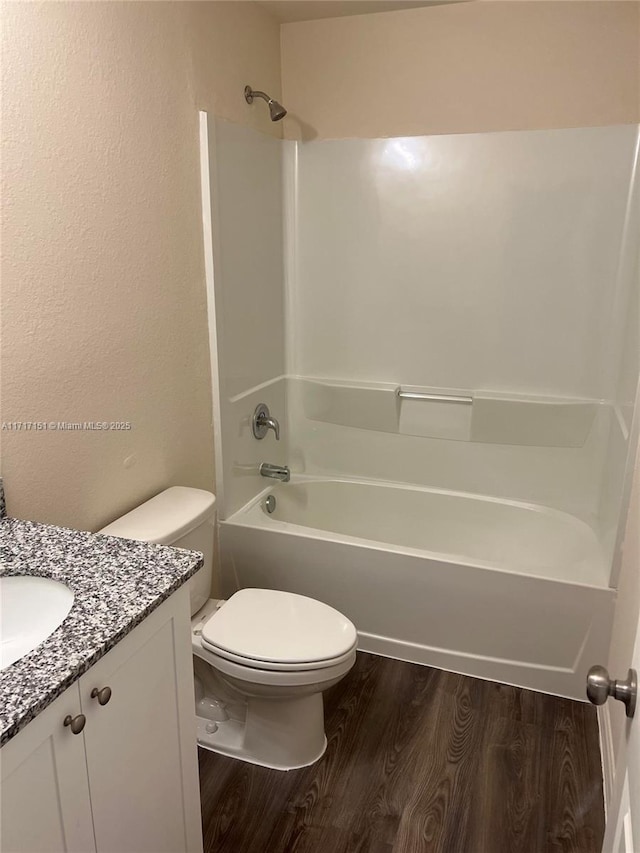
223,474,611,591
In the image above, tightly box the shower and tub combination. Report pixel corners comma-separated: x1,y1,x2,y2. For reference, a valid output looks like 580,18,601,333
200,98,640,701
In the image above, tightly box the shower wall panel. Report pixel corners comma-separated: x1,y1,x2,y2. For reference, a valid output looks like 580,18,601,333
285,125,639,528
210,119,285,399
205,118,287,516
597,131,640,568
290,125,637,400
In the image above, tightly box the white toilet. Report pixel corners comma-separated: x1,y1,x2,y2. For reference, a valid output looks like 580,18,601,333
99,486,357,770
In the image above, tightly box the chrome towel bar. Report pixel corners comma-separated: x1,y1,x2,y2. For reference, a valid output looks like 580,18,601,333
396,388,473,404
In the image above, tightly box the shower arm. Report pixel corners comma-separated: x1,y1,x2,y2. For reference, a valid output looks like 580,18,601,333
245,87,272,105
244,85,287,122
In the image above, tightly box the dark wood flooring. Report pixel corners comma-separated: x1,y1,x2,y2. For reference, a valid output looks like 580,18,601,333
198,653,604,853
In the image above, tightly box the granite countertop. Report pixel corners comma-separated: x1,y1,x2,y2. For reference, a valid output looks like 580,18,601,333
0,516,203,746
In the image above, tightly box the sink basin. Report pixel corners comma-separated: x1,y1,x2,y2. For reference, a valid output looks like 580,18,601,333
1,576,74,671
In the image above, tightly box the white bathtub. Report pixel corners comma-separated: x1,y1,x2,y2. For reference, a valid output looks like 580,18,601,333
219,477,615,699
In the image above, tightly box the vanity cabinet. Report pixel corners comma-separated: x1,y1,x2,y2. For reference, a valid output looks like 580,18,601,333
1,585,203,853
1,675,96,853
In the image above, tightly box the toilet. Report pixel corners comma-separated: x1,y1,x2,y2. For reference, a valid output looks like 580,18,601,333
99,486,357,770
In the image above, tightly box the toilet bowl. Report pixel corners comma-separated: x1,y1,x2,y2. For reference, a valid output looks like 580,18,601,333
99,487,357,771
192,590,357,769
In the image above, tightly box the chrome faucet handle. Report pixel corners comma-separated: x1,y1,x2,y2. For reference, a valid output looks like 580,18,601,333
252,404,280,440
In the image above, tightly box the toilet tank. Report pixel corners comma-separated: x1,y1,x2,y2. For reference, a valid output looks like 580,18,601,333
98,487,216,616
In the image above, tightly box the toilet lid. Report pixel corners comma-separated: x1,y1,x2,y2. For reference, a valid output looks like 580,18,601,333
200,588,357,665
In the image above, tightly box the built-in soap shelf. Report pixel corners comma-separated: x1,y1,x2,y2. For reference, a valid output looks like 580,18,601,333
297,378,600,447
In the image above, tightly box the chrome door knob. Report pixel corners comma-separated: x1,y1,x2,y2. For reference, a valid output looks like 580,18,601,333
63,713,86,734
586,665,637,718
90,686,112,706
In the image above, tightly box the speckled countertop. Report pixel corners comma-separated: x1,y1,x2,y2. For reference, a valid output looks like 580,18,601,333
0,516,203,746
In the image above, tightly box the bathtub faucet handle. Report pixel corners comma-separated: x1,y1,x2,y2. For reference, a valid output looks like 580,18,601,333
252,404,280,441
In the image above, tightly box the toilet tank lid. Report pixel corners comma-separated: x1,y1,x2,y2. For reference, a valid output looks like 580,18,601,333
98,486,215,546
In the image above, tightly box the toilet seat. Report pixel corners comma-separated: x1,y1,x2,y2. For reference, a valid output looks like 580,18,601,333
193,630,357,687
200,588,358,670
200,640,358,671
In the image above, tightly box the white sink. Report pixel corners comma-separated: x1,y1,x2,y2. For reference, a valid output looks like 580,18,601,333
1,576,74,671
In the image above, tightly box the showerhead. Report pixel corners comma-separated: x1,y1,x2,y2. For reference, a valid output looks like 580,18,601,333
268,100,287,122
244,85,287,122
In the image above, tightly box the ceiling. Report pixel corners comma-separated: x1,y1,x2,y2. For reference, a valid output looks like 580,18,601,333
257,0,465,24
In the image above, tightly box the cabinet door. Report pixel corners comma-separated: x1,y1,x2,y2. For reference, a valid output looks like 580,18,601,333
79,586,202,853
1,685,96,853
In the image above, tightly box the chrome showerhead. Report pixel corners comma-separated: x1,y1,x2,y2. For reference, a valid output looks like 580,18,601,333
244,85,287,122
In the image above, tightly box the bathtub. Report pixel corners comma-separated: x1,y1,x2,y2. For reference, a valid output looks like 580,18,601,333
219,477,615,699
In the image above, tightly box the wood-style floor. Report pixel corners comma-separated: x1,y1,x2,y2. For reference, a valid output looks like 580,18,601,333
198,653,604,853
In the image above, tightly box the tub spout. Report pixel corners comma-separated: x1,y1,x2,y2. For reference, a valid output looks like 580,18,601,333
259,463,290,482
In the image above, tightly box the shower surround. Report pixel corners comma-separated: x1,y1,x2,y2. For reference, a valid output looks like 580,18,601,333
201,115,640,699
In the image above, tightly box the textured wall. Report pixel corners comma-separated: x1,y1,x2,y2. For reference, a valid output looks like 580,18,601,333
281,1,640,140
1,1,282,530
187,1,283,140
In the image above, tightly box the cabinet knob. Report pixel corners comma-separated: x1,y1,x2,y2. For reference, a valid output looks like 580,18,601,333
90,686,112,706
63,713,86,734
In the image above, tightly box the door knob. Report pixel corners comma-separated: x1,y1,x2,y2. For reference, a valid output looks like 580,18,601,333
90,686,112,706
63,713,86,734
586,665,637,718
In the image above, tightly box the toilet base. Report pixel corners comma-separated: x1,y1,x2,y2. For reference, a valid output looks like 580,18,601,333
196,691,328,771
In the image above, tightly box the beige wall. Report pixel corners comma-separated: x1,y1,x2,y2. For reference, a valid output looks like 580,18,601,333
281,1,640,140
1,1,281,530
188,1,283,139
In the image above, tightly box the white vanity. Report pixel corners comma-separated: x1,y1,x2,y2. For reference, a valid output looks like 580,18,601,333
0,515,204,853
